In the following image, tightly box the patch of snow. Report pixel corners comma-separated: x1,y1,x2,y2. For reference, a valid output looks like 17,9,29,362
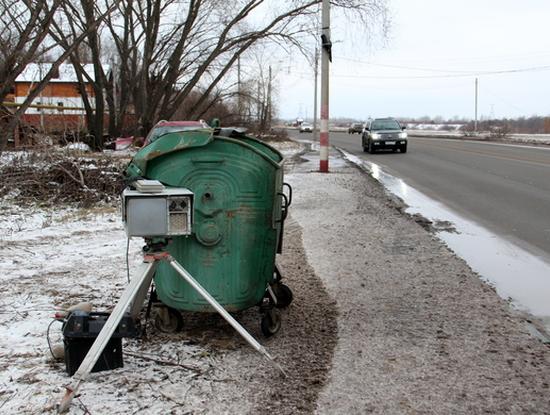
0,204,270,413
65,143,91,152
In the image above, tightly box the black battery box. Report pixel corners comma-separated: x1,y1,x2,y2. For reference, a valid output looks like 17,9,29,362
62,311,139,376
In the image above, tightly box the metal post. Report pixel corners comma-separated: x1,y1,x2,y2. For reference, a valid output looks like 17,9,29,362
313,48,319,143
474,77,478,134
320,0,331,172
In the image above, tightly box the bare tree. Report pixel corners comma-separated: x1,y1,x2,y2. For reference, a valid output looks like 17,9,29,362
0,0,61,105
7,0,388,150
102,0,389,135
49,0,111,149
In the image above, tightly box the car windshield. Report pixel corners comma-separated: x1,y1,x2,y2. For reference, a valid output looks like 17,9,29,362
371,119,400,131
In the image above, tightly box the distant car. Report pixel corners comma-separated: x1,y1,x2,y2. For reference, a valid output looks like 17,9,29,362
362,118,408,153
348,123,363,134
299,122,313,133
143,120,209,146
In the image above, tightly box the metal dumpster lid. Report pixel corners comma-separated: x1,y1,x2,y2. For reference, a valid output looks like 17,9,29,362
127,128,214,177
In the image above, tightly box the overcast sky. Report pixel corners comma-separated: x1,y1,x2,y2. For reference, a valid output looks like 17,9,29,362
277,0,550,121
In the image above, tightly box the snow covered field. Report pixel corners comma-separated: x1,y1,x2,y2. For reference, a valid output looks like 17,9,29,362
0,141,334,414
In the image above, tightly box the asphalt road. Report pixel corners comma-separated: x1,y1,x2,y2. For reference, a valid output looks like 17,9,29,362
288,130,550,260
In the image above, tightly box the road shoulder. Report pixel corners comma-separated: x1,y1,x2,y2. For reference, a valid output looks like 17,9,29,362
286,147,550,414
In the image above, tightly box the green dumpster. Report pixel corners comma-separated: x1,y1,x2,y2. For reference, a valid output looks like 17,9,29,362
125,126,293,336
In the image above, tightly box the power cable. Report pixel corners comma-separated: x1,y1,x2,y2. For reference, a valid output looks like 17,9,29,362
482,87,530,115
338,50,550,66
334,56,473,73
292,64,550,80
126,237,130,283
47,318,63,359
313,51,550,78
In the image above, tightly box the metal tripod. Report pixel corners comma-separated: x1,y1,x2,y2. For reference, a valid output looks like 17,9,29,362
58,249,280,413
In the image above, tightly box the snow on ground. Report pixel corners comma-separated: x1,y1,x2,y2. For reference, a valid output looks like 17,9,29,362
0,189,264,414
507,133,550,145
0,140,337,414
408,130,550,145
407,123,464,131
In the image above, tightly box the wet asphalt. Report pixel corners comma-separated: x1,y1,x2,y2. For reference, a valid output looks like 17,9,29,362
291,130,550,262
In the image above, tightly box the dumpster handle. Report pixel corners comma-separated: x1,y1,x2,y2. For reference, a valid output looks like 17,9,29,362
277,192,289,222
283,182,292,206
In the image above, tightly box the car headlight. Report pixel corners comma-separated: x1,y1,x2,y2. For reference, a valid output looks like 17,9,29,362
399,132,407,139
371,133,381,139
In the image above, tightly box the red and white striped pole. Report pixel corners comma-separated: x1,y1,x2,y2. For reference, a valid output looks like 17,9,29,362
320,0,331,172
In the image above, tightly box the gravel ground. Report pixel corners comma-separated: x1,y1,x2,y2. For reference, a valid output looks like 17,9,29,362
285,145,550,414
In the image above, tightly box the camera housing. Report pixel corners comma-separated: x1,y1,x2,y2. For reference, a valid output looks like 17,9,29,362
122,187,193,237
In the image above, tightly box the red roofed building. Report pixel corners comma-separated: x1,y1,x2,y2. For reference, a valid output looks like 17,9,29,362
14,63,105,133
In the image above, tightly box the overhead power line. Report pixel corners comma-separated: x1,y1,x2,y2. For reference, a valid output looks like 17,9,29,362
287,63,550,80
330,62,550,79
333,54,550,78
336,50,550,67
335,56,473,74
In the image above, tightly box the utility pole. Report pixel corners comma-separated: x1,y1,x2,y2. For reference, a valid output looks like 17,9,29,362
474,77,478,134
313,47,319,143
320,0,331,172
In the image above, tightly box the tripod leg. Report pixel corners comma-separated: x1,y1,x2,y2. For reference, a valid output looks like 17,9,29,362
165,256,280,367
129,262,157,319
58,261,157,413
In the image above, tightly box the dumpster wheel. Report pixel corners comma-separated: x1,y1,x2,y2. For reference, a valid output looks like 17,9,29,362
272,283,293,309
261,308,281,337
154,307,183,333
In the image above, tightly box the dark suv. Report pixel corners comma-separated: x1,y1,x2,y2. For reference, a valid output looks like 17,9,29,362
348,123,363,134
362,118,407,153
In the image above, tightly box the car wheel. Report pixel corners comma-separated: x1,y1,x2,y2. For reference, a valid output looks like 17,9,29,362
401,145,407,153
368,140,374,154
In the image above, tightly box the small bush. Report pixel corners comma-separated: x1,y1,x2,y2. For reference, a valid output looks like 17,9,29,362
0,149,127,207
